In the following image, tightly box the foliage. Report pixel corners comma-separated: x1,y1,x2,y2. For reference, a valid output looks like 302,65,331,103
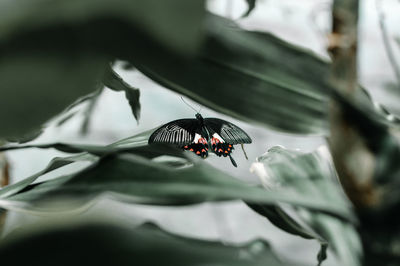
0,0,399,266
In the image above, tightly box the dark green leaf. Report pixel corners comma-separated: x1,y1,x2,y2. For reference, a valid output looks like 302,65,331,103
247,204,318,240
134,14,331,135
0,221,285,266
53,89,104,128
0,49,107,138
0,0,205,139
0,129,169,157
103,66,141,122
242,0,257,18
0,0,205,55
250,146,362,266
0,130,187,201
1,151,353,219
0,153,97,199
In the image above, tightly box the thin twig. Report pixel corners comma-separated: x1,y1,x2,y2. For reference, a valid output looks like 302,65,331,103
375,0,400,89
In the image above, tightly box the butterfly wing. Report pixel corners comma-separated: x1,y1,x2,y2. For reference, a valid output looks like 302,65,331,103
204,118,252,144
148,119,199,145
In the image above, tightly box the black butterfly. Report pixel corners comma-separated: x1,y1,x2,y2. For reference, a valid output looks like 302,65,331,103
148,113,252,167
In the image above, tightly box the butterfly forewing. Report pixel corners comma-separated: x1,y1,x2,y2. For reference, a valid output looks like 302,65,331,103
204,118,252,144
148,119,199,145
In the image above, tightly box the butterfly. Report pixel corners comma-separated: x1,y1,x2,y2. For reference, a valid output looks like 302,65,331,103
148,113,252,167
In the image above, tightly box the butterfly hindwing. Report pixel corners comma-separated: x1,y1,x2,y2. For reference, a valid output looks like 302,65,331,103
148,119,199,145
182,136,208,158
210,137,233,157
204,118,252,144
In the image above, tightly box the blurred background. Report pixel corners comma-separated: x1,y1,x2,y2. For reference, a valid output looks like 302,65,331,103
2,0,400,265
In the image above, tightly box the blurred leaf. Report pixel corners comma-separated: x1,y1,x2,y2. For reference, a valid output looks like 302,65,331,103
247,204,320,240
0,130,156,199
247,203,330,266
80,87,104,135
332,85,400,266
357,87,400,127
242,0,257,18
134,14,331,135
0,153,97,199
332,90,400,189
0,0,205,55
0,151,353,219
0,48,108,138
53,89,104,128
0,221,285,266
0,129,172,157
250,146,362,266
0,0,205,139
103,65,141,122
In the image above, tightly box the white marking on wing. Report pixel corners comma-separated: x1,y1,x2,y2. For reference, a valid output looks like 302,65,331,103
193,133,202,143
212,133,224,143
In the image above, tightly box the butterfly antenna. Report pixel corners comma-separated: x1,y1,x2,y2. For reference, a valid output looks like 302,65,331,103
180,97,199,113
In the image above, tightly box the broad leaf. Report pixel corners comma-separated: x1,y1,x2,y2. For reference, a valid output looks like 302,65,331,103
0,48,107,138
0,0,205,54
134,14,331,135
0,0,205,139
0,130,156,198
0,151,353,220
250,146,362,266
0,153,97,199
0,221,285,266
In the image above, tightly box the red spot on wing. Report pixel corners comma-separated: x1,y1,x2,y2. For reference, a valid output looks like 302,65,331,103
198,138,207,144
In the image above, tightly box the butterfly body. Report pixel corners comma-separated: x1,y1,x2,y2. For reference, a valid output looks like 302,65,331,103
148,113,251,167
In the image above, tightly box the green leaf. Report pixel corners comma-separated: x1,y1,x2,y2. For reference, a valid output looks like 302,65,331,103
0,0,205,139
103,65,141,122
0,0,206,55
0,151,353,219
0,48,108,138
250,146,362,266
0,221,285,266
0,129,172,157
0,153,97,199
134,14,331,135
242,0,257,18
0,130,159,199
